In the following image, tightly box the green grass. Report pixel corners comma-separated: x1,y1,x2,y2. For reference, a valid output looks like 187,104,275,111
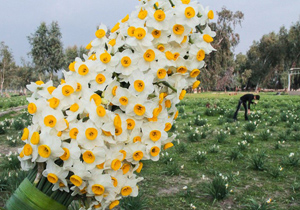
1,92,300,209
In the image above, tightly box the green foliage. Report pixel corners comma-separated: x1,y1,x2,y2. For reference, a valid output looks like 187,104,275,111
216,130,228,143
120,193,148,210
244,198,273,210
188,132,201,142
11,118,25,130
281,153,299,167
205,174,229,202
249,151,267,171
228,148,242,161
191,151,207,163
259,129,272,141
194,116,207,126
244,121,257,132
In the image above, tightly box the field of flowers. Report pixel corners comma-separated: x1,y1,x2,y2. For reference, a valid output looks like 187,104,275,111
0,92,300,209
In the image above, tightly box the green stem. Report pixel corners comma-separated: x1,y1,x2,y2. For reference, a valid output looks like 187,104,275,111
36,176,46,190
169,0,175,7
196,25,203,34
154,81,177,93
154,3,159,10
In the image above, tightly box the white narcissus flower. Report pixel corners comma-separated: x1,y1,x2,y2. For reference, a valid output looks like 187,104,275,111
77,121,105,150
128,70,154,98
61,140,81,169
114,49,140,76
42,159,69,191
81,147,107,171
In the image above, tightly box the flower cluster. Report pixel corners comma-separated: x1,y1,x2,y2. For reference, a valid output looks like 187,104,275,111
18,0,215,209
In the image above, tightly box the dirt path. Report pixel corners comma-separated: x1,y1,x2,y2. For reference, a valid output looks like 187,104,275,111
0,105,27,118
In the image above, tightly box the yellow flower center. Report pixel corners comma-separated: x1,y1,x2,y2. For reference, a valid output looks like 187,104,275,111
59,148,70,161
78,64,89,76
173,24,185,35
126,119,135,130
133,151,144,161
165,100,171,108
86,42,92,50
109,201,120,210
127,26,136,37
92,184,105,196
95,29,106,38
121,14,129,23
134,104,146,116
121,186,132,196
208,10,214,19
196,49,205,61
190,69,201,78
174,110,179,119
30,132,40,145
164,142,174,150
164,123,172,131
85,128,98,140
121,56,132,67
114,114,122,127
149,130,161,141
24,144,33,156
136,162,143,173
157,69,167,79
185,7,195,19
150,146,160,156
69,61,75,71
90,94,102,106
111,86,118,96
76,83,82,92
174,52,180,60
35,81,44,85
179,89,186,100
119,96,129,106
181,36,188,44
96,74,106,84
138,9,148,19
100,51,111,64
203,34,213,43
111,159,122,171
143,49,155,62
152,29,161,38
44,115,57,127
111,22,120,33
133,136,142,143
70,103,79,112
70,175,83,187
96,162,105,169
62,85,74,96
48,97,60,109
111,177,118,187
47,173,58,184
134,27,146,40
89,54,97,60
83,151,95,164
21,128,29,141
47,86,56,94
69,128,78,139
177,66,188,74
119,150,127,161
28,103,37,114
134,80,145,92
157,44,165,52
108,39,116,46
94,203,102,208
102,129,112,136
96,105,106,117
181,0,190,4
38,145,51,158
122,163,131,174
154,10,165,22
192,80,201,89
115,126,123,136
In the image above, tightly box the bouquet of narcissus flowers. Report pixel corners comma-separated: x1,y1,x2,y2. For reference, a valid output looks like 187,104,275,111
6,0,215,209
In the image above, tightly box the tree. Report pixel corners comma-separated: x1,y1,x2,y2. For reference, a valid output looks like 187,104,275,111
202,7,244,91
28,21,65,79
0,42,14,96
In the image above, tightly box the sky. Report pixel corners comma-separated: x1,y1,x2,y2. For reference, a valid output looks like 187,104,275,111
0,0,300,65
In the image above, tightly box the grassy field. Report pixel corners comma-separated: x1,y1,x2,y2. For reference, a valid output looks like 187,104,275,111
0,92,300,210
